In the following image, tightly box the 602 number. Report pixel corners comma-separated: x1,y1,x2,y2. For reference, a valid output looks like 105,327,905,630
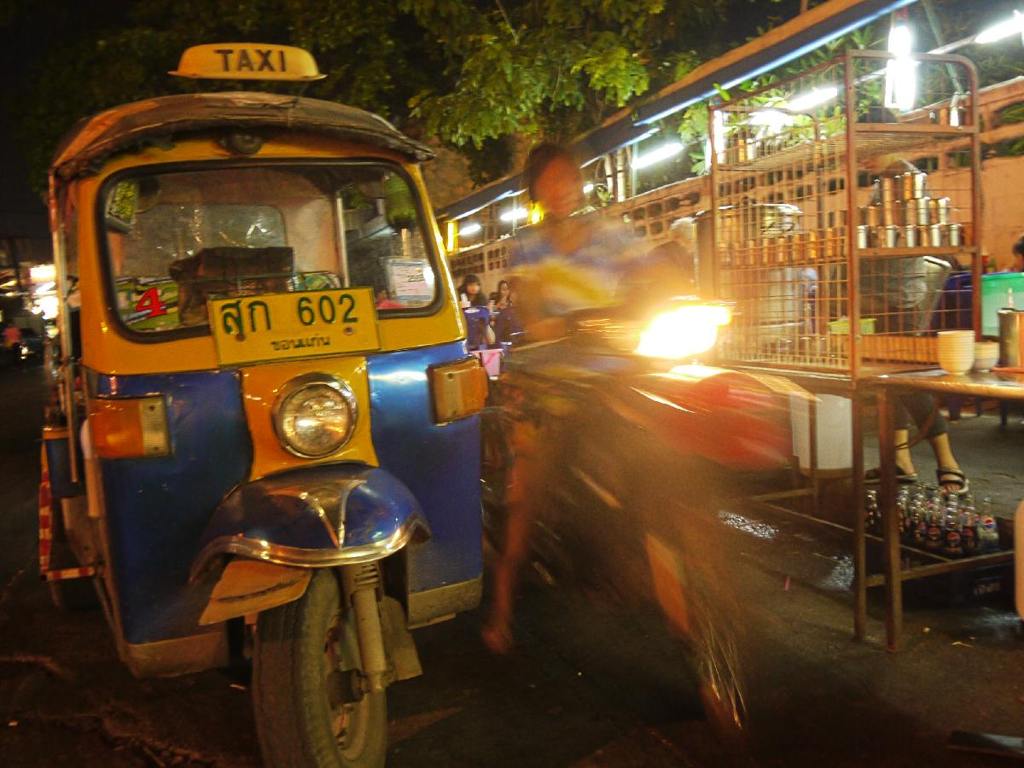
297,294,358,326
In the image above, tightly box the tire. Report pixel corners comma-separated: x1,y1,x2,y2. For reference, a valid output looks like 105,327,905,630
693,605,748,742
252,569,387,768
634,453,749,744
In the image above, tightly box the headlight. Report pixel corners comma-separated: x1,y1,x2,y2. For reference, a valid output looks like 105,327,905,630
273,375,356,458
635,303,731,360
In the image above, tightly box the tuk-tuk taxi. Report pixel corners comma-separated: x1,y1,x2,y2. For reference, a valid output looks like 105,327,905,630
38,43,486,768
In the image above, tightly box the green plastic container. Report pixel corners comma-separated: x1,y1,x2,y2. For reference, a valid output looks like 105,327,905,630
981,273,1024,337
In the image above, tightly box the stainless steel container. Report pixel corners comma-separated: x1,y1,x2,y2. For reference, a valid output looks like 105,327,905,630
918,225,931,248
910,197,931,226
999,309,1024,367
856,225,871,249
807,230,820,261
882,225,900,248
879,177,896,206
948,223,964,247
903,171,926,199
932,197,952,225
792,232,806,261
903,225,918,248
916,172,927,199
882,201,901,227
881,204,892,227
928,224,944,248
823,228,837,260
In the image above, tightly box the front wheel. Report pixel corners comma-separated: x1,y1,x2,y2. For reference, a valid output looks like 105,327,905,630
252,569,387,768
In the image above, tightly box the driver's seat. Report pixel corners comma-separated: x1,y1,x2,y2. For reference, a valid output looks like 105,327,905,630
170,246,294,325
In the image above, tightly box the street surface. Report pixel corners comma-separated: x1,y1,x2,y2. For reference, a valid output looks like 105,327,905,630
1,364,1022,767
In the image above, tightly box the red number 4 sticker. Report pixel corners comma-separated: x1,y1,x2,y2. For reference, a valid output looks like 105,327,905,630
135,287,167,318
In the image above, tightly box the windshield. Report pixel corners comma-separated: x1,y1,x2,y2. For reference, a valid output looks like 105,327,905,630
102,163,437,333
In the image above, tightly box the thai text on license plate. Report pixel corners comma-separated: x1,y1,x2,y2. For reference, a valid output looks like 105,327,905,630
209,289,380,365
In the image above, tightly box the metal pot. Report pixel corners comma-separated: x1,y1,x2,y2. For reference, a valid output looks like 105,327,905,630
998,309,1024,367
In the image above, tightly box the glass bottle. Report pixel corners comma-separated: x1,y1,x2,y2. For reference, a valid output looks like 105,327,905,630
978,496,1000,553
942,500,963,558
960,499,978,557
865,490,879,535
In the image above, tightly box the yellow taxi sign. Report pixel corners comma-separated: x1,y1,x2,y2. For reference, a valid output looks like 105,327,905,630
170,43,326,81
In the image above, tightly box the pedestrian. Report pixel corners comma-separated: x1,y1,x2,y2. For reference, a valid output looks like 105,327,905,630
1011,235,1024,272
490,279,512,311
458,274,487,308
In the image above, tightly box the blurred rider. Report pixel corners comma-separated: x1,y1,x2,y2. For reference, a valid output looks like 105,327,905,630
482,143,646,653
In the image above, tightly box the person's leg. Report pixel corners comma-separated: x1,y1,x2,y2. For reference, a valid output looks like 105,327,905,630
482,417,544,653
929,432,967,493
929,432,960,471
892,397,917,476
893,428,914,476
898,392,966,493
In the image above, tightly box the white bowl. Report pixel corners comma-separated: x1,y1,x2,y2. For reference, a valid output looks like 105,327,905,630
939,360,973,375
940,365,973,375
939,352,974,373
937,339,975,353
938,331,975,350
939,330,974,340
974,341,999,372
939,349,975,358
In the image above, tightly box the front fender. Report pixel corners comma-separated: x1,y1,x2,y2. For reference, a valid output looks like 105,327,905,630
627,365,800,471
190,464,430,581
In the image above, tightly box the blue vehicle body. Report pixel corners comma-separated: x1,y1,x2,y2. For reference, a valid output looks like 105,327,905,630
88,340,482,649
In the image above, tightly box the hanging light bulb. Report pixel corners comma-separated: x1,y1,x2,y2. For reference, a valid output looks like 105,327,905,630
884,23,917,113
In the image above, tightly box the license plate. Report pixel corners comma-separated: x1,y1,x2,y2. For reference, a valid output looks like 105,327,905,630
209,289,380,366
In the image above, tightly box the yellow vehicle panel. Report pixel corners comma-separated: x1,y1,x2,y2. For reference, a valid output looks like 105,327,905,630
240,356,378,480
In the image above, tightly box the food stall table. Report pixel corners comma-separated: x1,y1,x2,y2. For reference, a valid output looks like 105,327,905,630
868,369,1019,651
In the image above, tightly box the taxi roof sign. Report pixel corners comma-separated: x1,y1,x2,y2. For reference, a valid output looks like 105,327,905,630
170,43,326,81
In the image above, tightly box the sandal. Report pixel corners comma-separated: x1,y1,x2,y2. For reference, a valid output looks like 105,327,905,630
864,466,918,485
936,467,970,495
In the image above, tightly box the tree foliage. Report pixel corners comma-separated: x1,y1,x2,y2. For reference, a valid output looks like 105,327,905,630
4,0,791,188
3,0,1018,192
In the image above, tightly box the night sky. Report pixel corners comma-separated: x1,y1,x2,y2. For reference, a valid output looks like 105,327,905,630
0,1,134,239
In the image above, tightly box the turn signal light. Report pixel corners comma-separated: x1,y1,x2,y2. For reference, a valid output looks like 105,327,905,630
430,358,487,423
89,396,170,459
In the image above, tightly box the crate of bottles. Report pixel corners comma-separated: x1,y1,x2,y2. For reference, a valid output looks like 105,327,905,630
864,485,1002,559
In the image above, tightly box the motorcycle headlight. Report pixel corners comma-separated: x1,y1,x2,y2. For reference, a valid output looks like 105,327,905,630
635,303,731,360
273,375,356,458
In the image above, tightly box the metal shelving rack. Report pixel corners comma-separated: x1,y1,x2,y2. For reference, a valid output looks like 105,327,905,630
710,50,983,380
710,52,991,646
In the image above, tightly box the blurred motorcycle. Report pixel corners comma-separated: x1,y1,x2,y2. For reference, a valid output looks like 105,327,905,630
481,297,797,738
